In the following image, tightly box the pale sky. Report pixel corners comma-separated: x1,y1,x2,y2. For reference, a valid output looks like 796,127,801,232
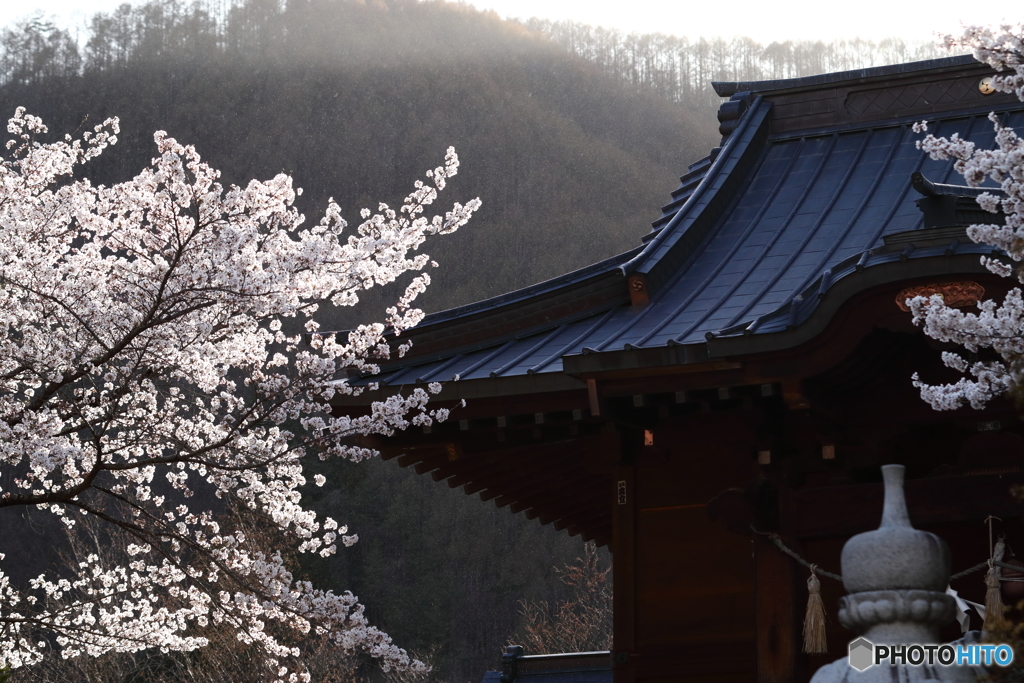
4,0,1020,45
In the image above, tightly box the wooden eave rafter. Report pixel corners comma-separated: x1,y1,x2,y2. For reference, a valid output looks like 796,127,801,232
373,430,614,542
476,462,597,501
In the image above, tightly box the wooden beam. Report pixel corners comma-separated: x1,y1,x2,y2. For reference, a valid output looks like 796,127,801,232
414,460,443,475
794,473,1024,538
509,478,608,523
433,440,602,506
552,507,609,536
446,473,473,489
582,521,612,547
396,452,426,468
536,496,606,529
557,511,598,532
781,379,810,411
378,440,449,462
576,360,744,382
442,450,531,488
405,445,462,477
491,470,594,510
553,518,573,532
432,467,456,482
612,459,636,683
431,436,599,485
562,504,609,526
588,378,601,417
449,463,577,501
435,458,501,485
754,533,799,683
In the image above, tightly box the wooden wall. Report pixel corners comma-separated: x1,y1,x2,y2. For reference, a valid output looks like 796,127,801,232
614,413,760,683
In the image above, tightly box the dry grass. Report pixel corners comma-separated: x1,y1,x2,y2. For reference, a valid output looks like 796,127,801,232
509,543,612,655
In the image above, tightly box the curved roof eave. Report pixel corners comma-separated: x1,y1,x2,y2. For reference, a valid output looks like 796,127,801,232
707,251,997,358
363,102,773,363
393,96,771,341
561,250,997,379
405,245,641,332
380,102,776,341
618,96,771,290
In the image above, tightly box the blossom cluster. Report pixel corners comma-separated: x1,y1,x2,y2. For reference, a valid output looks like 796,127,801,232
0,108,479,680
908,26,1024,410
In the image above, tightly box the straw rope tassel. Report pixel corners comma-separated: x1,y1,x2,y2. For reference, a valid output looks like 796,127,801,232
984,539,1006,631
803,565,827,654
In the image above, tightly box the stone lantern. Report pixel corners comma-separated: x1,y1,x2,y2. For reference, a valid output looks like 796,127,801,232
810,465,982,683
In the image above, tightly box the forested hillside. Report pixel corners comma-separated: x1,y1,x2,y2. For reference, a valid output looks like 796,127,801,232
0,0,719,321
522,19,951,109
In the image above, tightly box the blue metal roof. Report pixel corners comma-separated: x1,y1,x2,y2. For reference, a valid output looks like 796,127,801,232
373,58,1024,388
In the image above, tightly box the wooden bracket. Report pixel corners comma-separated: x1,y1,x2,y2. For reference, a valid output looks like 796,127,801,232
588,378,601,416
781,379,810,411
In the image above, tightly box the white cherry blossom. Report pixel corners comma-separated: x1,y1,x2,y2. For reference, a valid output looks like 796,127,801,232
909,25,1024,410
0,108,479,680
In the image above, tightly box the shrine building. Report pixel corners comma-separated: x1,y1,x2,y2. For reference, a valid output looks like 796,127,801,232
336,54,1024,683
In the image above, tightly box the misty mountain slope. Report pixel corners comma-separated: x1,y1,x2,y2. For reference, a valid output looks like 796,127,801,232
0,0,718,317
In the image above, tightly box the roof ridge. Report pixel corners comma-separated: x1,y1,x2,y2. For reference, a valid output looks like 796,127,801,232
619,96,772,285
712,54,976,98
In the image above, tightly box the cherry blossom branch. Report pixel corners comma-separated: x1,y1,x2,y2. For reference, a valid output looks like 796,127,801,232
0,108,478,681
910,24,1024,410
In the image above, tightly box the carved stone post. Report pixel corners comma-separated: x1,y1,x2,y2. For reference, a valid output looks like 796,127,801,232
810,465,980,683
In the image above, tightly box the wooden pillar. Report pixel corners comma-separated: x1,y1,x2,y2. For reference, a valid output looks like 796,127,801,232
612,457,636,683
754,533,800,683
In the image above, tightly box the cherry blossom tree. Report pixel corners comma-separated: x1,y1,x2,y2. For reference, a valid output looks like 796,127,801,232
909,25,1024,410
0,108,479,681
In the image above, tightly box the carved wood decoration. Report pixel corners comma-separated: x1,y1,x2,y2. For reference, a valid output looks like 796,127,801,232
895,281,985,312
628,274,650,307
